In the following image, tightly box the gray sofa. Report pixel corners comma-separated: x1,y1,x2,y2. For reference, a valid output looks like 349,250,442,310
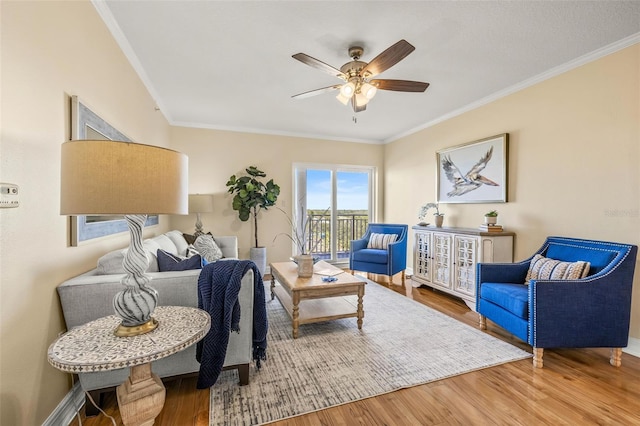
56,230,254,411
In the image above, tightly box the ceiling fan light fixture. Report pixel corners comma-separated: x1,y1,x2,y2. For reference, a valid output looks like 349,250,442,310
360,82,377,99
340,82,355,97
355,93,370,107
336,92,351,105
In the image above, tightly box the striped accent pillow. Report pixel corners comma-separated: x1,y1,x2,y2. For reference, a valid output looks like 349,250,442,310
367,233,398,249
525,254,590,284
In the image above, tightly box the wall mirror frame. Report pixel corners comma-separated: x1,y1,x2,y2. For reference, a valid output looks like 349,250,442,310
69,95,158,246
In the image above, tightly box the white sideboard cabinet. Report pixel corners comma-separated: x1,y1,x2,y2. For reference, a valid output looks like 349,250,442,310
412,226,514,310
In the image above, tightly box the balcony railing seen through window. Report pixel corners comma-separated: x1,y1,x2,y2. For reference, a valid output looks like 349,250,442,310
305,212,368,260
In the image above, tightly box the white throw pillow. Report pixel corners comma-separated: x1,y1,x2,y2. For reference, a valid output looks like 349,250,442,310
367,233,398,250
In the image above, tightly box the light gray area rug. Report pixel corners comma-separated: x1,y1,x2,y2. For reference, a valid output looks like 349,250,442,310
210,280,530,425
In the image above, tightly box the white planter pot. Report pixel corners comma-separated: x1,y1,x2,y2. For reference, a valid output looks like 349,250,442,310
296,254,314,278
250,247,267,277
484,216,498,225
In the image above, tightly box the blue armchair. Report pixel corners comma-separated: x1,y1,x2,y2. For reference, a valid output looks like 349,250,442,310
349,223,408,286
476,236,637,368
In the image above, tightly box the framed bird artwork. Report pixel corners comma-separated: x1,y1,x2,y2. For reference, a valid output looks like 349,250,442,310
436,134,508,203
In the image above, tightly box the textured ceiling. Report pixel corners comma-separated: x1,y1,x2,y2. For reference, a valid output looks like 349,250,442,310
96,1,640,144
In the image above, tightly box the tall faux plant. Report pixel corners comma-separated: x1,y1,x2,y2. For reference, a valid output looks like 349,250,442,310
226,166,280,248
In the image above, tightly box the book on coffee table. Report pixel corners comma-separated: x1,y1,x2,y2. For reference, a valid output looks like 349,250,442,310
314,268,343,277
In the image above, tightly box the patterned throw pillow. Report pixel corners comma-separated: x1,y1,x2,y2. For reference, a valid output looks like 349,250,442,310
194,234,224,262
157,249,202,272
367,233,398,250
525,254,590,284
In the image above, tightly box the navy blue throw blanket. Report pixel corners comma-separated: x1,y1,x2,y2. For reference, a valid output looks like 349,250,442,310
196,260,268,389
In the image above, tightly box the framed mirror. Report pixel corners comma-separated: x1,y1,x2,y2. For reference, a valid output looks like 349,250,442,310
69,95,158,246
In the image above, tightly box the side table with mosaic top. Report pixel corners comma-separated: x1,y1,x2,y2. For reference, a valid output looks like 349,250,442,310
48,306,211,426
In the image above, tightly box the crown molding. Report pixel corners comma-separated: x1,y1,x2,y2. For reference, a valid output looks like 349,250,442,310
386,33,640,144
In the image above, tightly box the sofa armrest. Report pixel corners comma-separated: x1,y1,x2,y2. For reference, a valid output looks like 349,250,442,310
387,238,407,274
529,271,633,348
213,236,238,259
477,260,530,285
351,238,368,252
57,269,201,329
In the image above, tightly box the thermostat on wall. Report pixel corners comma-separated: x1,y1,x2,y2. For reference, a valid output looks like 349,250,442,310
0,183,19,208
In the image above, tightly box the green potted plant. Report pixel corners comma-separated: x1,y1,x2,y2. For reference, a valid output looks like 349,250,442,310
226,166,280,273
484,210,498,225
418,202,444,227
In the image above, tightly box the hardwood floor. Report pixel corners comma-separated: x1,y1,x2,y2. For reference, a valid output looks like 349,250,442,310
70,276,640,425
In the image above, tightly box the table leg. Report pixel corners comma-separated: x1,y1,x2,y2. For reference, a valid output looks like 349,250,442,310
270,274,275,300
116,363,165,426
357,285,365,330
292,292,300,339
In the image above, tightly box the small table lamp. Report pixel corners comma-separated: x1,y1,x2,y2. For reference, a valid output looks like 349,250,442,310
60,140,188,336
188,194,214,236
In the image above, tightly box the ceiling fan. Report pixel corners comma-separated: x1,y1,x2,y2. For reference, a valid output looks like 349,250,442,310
292,39,429,113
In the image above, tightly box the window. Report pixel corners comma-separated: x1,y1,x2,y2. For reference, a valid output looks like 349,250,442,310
293,164,375,264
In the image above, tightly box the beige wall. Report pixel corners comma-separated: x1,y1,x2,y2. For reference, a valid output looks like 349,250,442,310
384,44,640,338
168,127,384,264
0,1,172,424
2,1,638,424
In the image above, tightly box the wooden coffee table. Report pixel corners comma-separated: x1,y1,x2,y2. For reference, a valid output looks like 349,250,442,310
270,260,366,338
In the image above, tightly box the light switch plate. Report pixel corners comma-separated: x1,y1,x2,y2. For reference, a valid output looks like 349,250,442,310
0,183,19,208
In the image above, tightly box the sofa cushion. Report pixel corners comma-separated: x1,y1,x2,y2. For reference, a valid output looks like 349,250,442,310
150,234,178,254
481,283,529,319
165,230,190,256
367,233,397,249
525,254,590,283
96,248,158,274
141,240,163,273
353,248,388,264
194,234,224,262
157,249,202,271
96,249,127,275
545,244,616,275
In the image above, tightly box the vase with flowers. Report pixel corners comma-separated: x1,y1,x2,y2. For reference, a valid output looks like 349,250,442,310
418,202,444,227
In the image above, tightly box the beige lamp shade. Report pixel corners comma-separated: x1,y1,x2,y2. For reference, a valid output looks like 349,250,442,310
60,140,188,215
188,194,214,213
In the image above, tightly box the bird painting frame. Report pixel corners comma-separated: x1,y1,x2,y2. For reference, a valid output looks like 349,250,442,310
436,133,508,204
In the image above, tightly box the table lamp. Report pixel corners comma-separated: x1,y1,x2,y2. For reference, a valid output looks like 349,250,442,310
188,194,214,237
60,140,188,336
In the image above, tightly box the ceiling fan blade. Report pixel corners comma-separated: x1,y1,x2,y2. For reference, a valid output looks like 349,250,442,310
351,96,366,113
371,79,429,92
292,53,346,79
292,85,342,100
361,39,415,78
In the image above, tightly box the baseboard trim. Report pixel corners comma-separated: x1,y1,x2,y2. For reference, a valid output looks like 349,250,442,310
624,337,640,358
42,381,84,426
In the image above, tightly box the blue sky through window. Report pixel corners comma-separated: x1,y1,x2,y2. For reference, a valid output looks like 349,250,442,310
306,169,369,210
